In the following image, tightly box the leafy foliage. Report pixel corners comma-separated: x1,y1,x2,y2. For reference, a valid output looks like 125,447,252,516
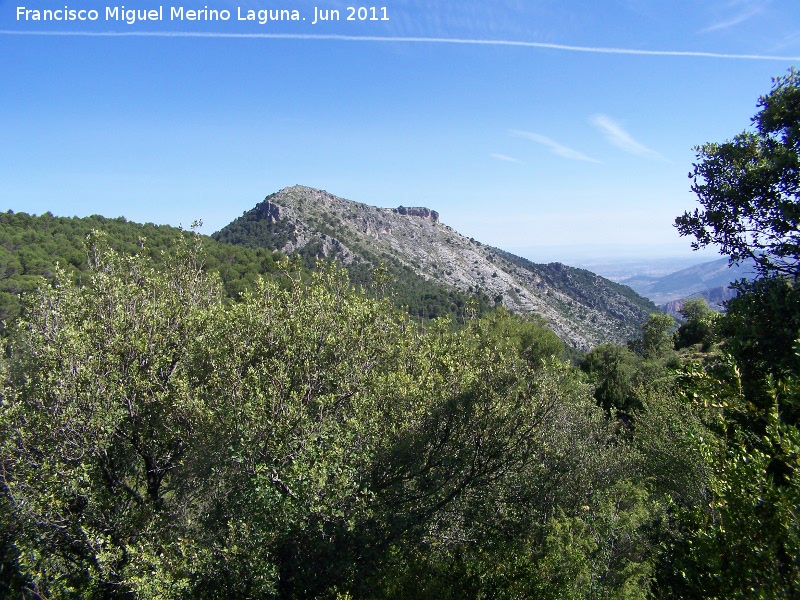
631,312,676,361
1,229,794,597
0,211,290,330
674,298,718,351
672,355,800,598
581,343,643,415
5,69,800,596
676,68,800,279
718,277,800,426
668,69,800,598
0,232,664,599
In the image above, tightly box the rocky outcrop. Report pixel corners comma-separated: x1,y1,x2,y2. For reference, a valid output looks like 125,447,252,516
394,206,439,223
256,200,287,223
317,234,352,261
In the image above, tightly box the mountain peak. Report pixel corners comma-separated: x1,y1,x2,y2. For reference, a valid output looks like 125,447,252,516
268,185,439,223
215,186,657,349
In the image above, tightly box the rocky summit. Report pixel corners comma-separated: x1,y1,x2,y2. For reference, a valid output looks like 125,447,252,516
214,186,657,349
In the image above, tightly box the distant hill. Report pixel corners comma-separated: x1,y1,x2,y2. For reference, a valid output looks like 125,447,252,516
622,257,756,305
215,186,658,349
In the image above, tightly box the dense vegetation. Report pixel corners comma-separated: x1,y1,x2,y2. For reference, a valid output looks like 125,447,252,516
1,71,799,598
0,211,491,329
0,233,687,598
0,212,290,328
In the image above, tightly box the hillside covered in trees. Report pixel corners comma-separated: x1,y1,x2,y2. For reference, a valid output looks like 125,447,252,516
1,71,800,598
0,211,495,332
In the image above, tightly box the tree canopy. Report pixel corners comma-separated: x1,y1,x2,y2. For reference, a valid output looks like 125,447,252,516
676,68,800,279
1,231,662,598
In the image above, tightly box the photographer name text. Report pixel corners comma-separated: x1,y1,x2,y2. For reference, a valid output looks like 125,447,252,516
16,5,390,25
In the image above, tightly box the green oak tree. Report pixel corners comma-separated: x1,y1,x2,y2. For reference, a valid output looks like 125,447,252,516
674,298,718,352
670,68,800,598
676,68,800,280
2,230,666,599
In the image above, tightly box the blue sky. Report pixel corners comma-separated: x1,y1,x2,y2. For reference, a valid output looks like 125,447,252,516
2,0,800,263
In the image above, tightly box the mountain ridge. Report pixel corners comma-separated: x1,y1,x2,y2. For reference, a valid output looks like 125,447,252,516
214,185,658,349
621,256,756,305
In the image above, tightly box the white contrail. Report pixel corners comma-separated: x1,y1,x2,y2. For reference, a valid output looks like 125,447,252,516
1,29,799,61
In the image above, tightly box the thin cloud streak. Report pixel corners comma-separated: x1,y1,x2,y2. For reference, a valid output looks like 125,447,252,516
702,4,764,32
491,153,522,163
2,30,800,61
511,130,601,164
591,114,664,159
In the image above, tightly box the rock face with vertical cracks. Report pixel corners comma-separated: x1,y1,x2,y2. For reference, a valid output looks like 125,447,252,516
214,185,657,349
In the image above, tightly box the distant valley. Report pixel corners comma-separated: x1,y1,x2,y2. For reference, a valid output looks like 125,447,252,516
566,254,757,318
570,255,720,284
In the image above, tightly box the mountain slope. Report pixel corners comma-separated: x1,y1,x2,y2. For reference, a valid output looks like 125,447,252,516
622,257,756,305
215,186,658,349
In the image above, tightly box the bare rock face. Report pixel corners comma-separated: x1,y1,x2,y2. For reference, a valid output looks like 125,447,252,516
216,185,657,349
317,234,351,260
394,206,439,223
256,200,287,223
